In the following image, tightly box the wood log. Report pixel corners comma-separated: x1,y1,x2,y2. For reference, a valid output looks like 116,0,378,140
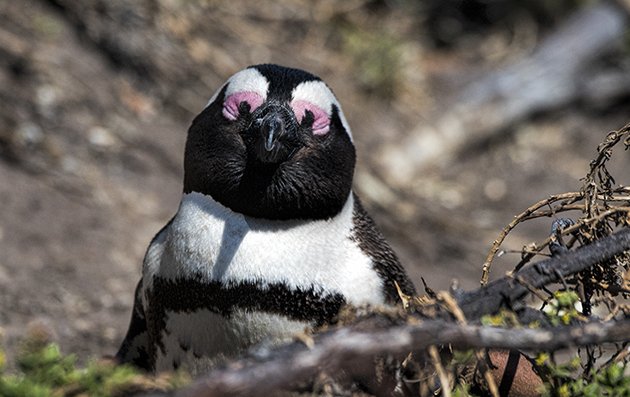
384,2,630,184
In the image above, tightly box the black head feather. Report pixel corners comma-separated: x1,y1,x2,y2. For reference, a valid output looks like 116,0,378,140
183,64,355,220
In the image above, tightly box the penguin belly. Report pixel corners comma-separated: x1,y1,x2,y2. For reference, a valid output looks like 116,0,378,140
143,191,385,371
156,309,308,373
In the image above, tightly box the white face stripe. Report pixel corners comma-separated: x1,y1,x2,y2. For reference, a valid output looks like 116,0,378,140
205,68,270,108
291,81,353,140
204,68,353,141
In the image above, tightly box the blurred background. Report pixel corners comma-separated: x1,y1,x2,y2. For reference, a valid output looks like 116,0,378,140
1,0,629,362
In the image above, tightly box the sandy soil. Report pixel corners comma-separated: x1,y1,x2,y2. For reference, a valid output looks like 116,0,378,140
0,0,628,364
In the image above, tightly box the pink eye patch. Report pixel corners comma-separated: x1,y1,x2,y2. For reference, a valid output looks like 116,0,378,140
222,91,264,121
291,100,330,135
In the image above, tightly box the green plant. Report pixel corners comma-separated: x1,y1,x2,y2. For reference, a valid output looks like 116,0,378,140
0,335,188,397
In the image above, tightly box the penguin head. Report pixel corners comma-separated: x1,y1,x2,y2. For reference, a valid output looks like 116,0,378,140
183,64,356,220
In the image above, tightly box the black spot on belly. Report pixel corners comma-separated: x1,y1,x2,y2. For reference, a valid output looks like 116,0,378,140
179,340,190,352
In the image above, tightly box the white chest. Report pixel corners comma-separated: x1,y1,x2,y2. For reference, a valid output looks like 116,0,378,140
144,192,385,305
143,192,385,370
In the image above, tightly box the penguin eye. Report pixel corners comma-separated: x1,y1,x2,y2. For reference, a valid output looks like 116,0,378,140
290,100,330,135
222,91,264,121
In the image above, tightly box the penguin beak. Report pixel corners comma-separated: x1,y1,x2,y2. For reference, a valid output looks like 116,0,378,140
252,104,298,163
263,113,281,152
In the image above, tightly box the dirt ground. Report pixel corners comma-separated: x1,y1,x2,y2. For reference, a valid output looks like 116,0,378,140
0,0,629,364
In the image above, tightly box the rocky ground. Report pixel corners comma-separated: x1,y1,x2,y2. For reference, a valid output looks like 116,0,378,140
0,0,629,365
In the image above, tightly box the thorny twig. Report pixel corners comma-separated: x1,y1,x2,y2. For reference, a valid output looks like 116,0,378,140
480,123,630,285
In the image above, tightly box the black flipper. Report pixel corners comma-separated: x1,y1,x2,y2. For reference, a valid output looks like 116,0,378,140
351,194,417,303
115,278,153,371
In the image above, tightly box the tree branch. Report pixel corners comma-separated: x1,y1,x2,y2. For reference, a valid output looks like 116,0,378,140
458,227,630,320
177,319,630,397
176,227,630,397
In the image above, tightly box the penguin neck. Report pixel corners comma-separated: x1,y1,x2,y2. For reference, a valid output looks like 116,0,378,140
183,168,352,221
183,146,354,221
178,190,355,226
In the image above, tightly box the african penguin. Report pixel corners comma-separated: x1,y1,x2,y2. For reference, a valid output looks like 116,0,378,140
116,64,416,374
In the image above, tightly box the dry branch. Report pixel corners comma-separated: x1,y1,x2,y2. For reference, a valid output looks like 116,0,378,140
480,192,583,285
459,227,630,320
175,227,630,397
177,319,630,397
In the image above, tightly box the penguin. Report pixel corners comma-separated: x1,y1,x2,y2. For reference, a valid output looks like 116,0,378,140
116,64,417,374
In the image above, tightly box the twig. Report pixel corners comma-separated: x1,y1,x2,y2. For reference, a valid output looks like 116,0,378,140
462,227,630,320
584,124,630,189
485,205,630,284
480,192,582,285
428,345,451,397
481,135,630,286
